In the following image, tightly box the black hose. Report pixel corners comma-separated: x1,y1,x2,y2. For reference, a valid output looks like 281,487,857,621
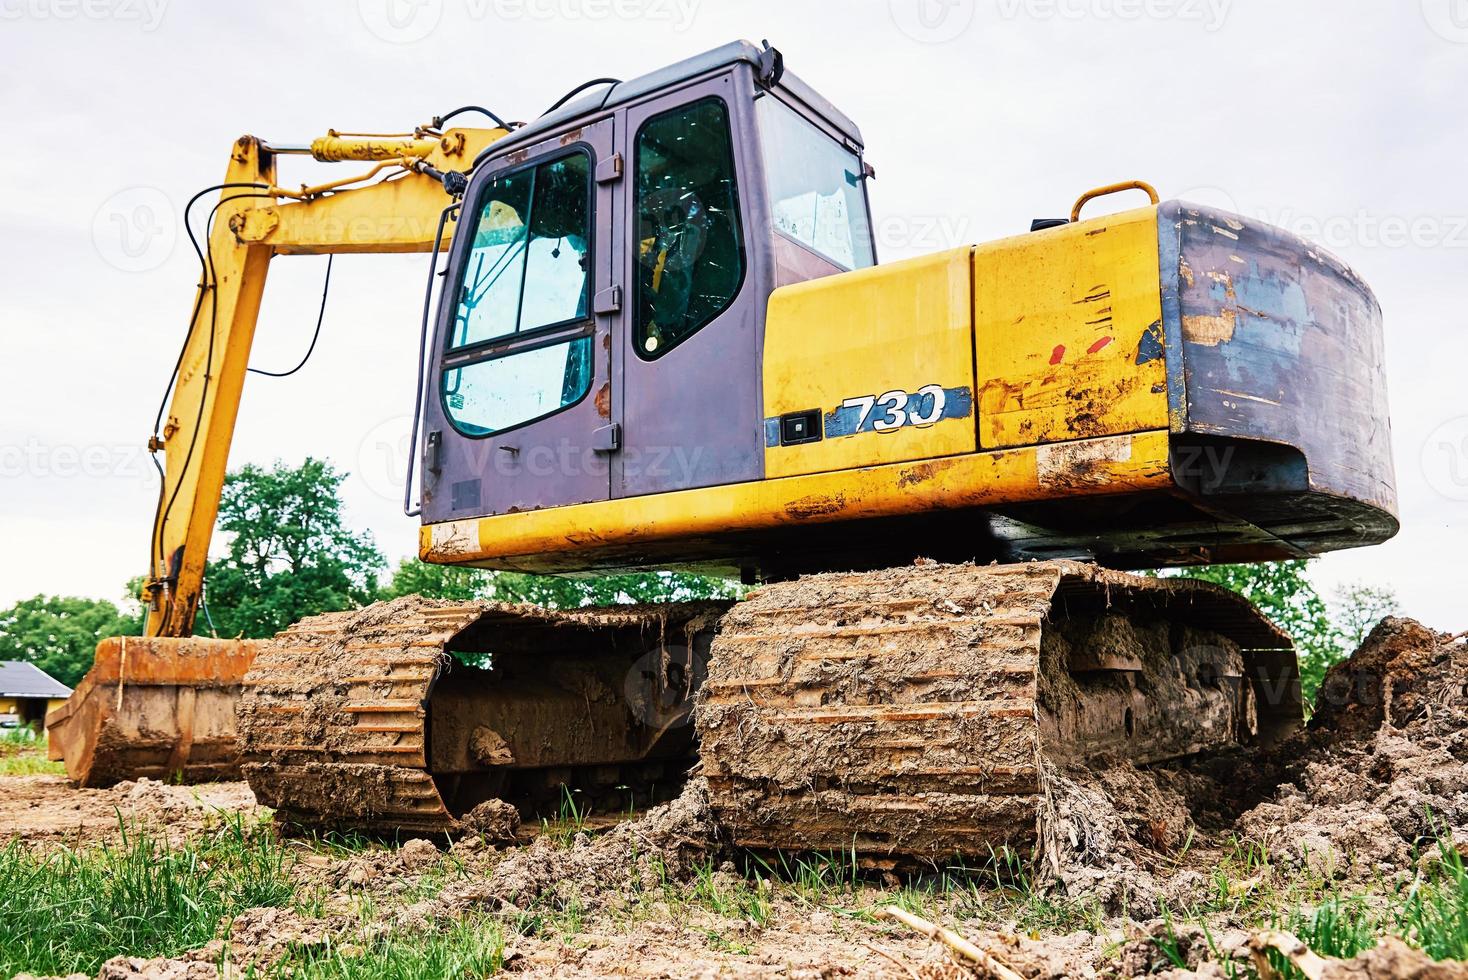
247,254,333,377
434,105,510,130
404,203,458,518
541,77,621,117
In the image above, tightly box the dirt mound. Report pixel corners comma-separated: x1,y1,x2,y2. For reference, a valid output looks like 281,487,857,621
0,777,260,848
1033,617,1468,909
1236,619,1468,881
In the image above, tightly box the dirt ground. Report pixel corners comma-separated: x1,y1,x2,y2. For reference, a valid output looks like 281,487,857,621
6,616,1468,979
0,776,261,848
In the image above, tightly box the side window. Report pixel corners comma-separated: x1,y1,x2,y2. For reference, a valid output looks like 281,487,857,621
442,336,593,436
451,151,591,349
634,98,744,359
443,150,594,436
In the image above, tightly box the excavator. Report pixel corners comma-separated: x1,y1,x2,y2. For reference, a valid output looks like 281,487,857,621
48,41,1397,861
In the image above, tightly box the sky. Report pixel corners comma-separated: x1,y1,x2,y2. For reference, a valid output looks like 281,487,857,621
1,0,1464,629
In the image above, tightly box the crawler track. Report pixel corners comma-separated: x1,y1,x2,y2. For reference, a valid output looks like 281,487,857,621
238,596,727,835
698,561,1299,864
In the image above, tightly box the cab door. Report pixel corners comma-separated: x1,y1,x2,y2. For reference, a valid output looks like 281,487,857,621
421,119,618,522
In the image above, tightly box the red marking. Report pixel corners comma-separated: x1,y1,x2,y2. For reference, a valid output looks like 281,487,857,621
1049,344,1065,365
1087,336,1114,354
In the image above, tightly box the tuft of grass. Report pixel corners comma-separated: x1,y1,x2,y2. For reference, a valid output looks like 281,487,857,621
256,918,506,979
688,860,773,927
0,813,294,977
537,785,589,848
1398,838,1468,961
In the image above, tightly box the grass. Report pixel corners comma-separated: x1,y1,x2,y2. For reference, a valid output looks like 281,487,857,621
0,812,294,977
247,918,507,979
0,724,65,776
537,785,590,848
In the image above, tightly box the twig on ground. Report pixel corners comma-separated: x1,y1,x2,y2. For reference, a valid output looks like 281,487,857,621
1249,930,1328,980
862,940,923,980
877,906,1024,980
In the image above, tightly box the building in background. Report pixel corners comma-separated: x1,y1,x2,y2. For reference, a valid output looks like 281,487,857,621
0,662,72,728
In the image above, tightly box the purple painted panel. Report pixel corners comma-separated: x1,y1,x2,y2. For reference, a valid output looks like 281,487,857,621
614,69,770,498
421,119,616,523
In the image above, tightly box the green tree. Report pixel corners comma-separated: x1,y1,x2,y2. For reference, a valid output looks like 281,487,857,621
1172,560,1338,704
1329,581,1400,649
201,458,386,639
379,558,743,608
0,595,142,688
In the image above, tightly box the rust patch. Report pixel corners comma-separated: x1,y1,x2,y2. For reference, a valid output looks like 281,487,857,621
559,128,584,145
895,459,956,489
1182,310,1238,347
784,494,847,520
594,382,611,419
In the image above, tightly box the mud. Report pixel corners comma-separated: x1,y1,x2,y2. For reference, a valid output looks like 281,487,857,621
1235,618,1468,883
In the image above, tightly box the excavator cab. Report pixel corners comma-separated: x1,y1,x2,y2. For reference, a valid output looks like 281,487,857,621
422,41,871,524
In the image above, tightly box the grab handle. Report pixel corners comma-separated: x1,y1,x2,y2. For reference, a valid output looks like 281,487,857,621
1070,180,1160,222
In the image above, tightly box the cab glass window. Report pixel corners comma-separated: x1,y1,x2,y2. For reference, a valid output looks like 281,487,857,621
757,96,874,271
442,336,592,436
450,151,591,349
634,98,744,359
442,149,594,436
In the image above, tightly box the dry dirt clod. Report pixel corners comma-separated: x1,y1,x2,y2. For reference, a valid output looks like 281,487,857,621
396,837,440,871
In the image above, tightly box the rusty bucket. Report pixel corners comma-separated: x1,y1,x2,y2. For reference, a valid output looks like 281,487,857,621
45,636,262,787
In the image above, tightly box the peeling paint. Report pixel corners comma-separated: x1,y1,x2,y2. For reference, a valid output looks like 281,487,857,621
429,521,479,558
1182,310,1238,346
1035,437,1134,491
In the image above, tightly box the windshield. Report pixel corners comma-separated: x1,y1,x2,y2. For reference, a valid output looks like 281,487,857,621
757,96,875,271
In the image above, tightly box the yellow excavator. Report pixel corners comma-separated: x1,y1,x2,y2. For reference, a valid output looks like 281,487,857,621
49,41,1397,861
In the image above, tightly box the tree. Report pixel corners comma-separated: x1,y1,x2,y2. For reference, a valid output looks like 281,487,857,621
1329,581,1400,649
379,558,743,608
0,594,142,688
1172,560,1338,705
201,458,386,638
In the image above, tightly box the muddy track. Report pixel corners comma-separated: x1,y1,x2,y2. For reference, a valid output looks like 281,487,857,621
237,596,728,835
698,561,1297,864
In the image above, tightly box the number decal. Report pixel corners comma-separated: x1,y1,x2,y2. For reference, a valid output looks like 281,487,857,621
871,390,908,432
907,384,946,427
838,384,954,435
839,394,877,431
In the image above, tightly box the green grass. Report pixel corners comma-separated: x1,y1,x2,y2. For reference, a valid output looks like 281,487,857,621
537,785,589,848
250,918,506,979
0,724,65,776
0,813,294,977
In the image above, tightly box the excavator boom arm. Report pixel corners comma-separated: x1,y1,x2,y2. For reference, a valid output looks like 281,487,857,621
144,126,504,637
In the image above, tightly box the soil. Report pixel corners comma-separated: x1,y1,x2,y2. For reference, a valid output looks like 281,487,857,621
7,616,1468,979
0,775,259,848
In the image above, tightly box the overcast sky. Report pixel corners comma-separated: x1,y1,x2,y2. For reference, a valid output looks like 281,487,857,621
1,0,1464,629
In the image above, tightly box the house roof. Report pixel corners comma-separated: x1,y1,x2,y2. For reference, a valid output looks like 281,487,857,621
0,661,72,699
